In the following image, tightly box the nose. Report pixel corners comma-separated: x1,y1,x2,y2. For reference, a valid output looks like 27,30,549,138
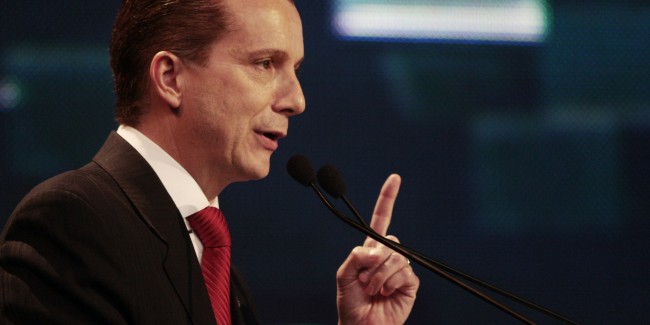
273,70,306,116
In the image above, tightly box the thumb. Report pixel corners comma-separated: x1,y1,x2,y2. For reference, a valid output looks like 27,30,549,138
337,246,383,285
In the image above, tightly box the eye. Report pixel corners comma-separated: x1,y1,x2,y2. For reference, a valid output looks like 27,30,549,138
258,59,272,70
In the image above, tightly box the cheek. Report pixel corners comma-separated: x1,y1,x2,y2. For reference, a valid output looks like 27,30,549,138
194,76,270,143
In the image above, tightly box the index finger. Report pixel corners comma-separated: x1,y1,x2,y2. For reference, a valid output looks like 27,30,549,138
369,174,402,237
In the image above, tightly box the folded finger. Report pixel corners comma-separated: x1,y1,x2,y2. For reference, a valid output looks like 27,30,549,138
380,263,419,297
337,246,386,285
363,251,410,296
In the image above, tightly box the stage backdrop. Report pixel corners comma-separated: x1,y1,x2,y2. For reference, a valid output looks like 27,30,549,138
2,1,649,323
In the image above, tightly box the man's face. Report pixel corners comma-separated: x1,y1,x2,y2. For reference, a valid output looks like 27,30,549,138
179,0,305,186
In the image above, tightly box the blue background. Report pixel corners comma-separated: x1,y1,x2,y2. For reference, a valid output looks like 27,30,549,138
2,1,649,324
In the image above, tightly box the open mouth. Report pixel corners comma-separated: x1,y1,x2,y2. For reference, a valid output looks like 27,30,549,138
262,132,278,141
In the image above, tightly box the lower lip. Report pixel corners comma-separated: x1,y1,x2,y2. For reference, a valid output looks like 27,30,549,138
256,132,278,151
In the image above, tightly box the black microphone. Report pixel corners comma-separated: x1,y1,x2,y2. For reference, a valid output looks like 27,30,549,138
315,163,580,325
287,155,538,325
286,154,346,220
317,165,369,229
287,155,364,228
286,154,316,186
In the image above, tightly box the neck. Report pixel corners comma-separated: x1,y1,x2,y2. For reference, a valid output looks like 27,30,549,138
135,117,228,200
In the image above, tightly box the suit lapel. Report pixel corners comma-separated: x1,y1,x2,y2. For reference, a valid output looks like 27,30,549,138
92,132,214,323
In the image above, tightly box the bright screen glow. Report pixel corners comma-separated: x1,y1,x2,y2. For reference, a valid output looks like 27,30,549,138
332,0,549,44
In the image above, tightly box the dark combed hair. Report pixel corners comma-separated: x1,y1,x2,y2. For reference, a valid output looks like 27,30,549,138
109,0,231,126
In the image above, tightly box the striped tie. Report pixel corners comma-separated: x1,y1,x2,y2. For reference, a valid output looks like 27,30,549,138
188,207,231,325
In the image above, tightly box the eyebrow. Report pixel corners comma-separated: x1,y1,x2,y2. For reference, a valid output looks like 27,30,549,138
247,48,304,66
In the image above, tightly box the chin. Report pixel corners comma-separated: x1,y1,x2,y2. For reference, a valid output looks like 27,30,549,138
233,153,272,181
249,169,270,180
242,162,271,181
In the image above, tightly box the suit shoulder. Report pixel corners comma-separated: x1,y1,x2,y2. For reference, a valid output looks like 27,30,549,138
26,161,117,202
5,162,124,228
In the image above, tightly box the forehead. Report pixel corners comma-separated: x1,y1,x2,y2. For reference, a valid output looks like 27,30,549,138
222,0,303,46
224,0,302,34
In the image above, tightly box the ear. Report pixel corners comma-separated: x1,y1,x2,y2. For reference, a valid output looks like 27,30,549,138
149,51,185,109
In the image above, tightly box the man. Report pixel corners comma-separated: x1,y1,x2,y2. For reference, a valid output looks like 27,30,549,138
0,0,419,324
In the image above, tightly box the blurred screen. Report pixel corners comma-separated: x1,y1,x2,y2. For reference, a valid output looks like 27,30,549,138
332,0,549,44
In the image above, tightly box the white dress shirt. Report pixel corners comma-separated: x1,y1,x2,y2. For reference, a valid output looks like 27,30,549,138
117,125,216,261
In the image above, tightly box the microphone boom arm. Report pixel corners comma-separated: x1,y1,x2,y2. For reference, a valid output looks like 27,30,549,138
308,182,537,325
338,194,580,325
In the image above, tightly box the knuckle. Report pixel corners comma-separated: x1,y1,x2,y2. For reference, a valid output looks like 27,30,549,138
385,235,400,244
406,268,420,285
351,246,364,256
388,252,402,265
350,246,370,260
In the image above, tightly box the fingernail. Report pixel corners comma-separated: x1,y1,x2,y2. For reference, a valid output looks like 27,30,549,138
358,270,370,283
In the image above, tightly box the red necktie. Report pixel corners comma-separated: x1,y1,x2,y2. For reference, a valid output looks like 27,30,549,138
188,207,231,325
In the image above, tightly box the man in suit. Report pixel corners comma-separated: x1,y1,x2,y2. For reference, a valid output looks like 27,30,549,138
0,0,420,324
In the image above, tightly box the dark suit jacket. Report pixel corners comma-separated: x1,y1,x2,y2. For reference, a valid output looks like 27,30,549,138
0,132,259,324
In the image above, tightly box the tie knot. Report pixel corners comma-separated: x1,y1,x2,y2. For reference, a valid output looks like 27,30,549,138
187,207,231,248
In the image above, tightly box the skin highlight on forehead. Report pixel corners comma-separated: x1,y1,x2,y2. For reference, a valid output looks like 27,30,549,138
220,1,304,69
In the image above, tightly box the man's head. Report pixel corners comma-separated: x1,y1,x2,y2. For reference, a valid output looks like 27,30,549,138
111,0,305,197
110,0,232,126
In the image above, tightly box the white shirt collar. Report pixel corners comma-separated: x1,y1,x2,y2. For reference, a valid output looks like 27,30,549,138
116,125,219,219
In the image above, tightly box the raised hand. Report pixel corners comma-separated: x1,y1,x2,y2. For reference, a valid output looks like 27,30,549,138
336,174,420,325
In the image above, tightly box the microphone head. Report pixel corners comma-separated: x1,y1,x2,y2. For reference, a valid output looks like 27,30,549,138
317,165,346,198
287,154,316,186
